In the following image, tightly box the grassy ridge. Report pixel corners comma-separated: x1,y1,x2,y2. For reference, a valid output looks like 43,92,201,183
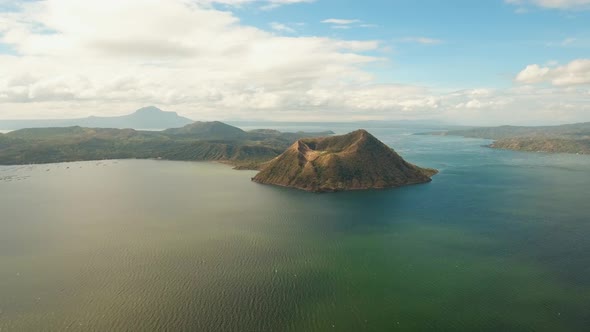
444,122,590,140
432,122,590,155
491,138,590,154
0,123,334,168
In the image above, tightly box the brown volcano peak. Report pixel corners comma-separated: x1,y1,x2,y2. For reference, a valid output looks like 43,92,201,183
252,129,437,192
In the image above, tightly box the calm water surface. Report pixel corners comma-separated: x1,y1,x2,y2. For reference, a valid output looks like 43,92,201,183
1,126,590,331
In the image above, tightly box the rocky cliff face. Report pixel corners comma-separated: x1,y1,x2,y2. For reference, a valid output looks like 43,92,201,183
252,129,437,192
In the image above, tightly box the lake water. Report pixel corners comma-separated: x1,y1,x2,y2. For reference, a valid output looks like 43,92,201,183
1,126,590,331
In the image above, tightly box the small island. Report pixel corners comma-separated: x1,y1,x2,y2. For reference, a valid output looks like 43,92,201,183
252,129,437,192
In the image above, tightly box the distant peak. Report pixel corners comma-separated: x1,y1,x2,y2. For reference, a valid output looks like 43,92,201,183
347,129,379,144
135,106,165,114
189,120,233,127
349,129,370,137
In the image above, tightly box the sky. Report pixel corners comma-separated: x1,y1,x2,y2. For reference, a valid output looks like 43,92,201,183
0,0,589,125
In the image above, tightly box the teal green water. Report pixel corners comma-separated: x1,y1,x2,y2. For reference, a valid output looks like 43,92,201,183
1,127,590,331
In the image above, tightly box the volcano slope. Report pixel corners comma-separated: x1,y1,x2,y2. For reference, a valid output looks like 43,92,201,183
252,129,437,192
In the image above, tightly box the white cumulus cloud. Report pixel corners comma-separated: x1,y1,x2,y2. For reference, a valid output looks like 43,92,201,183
269,22,295,33
321,18,361,25
515,59,590,86
0,0,588,125
506,0,590,9
401,37,444,45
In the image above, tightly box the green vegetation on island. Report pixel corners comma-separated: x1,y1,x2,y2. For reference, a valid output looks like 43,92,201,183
490,138,590,154
429,122,590,155
0,122,334,169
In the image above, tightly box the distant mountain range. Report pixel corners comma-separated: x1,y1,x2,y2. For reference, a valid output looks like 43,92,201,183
1,107,454,132
0,106,194,130
227,119,453,130
0,120,334,168
441,122,590,140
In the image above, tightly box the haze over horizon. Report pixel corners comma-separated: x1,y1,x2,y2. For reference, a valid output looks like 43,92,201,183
0,0,589,125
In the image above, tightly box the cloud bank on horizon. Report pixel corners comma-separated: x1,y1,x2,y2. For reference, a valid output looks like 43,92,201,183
0,0,588,125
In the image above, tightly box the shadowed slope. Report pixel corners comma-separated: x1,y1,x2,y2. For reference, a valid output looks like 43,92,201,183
163,121,248,140
252,129,437,192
